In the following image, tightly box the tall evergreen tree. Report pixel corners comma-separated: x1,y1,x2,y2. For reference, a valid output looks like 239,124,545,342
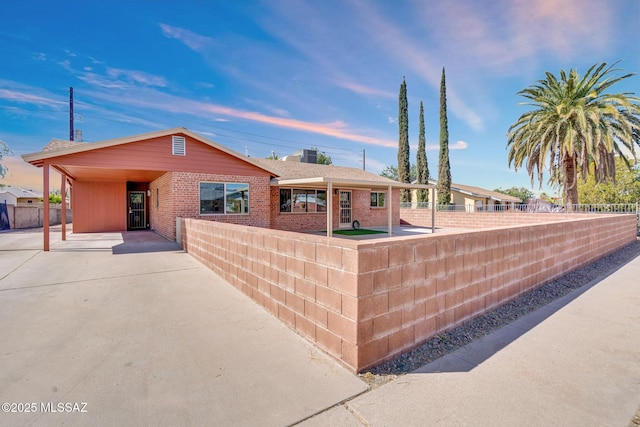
398,77,411,202
416,101,429,203
437,67,452,206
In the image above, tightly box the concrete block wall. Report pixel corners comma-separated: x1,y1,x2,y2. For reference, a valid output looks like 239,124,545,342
180,214,637,372
355,214,637,370
400,208,617,229
5,205,72,229
180,218,362,370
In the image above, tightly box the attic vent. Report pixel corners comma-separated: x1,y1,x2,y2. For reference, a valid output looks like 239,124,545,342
172,136,186,156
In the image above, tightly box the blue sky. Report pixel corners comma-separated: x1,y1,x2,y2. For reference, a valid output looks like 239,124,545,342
1,0,639,194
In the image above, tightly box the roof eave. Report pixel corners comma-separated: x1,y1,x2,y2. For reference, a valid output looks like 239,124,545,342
274,177,435,189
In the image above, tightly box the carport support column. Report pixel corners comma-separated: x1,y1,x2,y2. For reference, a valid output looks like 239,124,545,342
327,182,333,237
61,173,66,241
43,162,50,251
431,187,435,233
388,185,393,237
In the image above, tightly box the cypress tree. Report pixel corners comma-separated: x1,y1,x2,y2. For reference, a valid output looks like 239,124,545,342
416,101,429,203
398,77,411,202
437,67,452,206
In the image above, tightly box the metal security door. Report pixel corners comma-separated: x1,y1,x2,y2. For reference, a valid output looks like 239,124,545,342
128,191,146,230
339,191,352,228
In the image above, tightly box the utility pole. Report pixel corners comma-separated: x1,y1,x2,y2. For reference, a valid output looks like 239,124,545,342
69,87,74,141
362,149,366,170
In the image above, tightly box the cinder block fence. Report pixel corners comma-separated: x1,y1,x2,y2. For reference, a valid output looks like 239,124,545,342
179,214,637,372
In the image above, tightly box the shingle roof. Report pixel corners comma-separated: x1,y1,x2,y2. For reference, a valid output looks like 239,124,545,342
42,139,88,152
426,179,521,202
0,187,43,198
252,158,400,185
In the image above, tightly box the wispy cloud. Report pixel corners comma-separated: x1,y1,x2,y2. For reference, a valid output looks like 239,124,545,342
424,0,613,74
0,81,66,109
335,80,395,98
243,98,291,117
426,140,468,151
84,86,396,147
106,68,167,87
349,0,484,132
59,59,168,89
159,23,216,53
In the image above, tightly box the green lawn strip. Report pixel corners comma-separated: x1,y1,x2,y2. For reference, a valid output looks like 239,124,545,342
333,229,387,236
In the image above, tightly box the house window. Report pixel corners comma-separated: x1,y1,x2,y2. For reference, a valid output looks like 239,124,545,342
371,192,386,208
280,189,292,212
200,182,249,214
279,188,327,213
172,136,186,156
225,183,249,214
156,188,159,208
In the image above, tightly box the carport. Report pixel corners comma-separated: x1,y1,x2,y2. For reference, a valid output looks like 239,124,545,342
22,145,168,251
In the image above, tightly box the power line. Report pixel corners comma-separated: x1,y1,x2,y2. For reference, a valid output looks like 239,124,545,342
0,103,366,159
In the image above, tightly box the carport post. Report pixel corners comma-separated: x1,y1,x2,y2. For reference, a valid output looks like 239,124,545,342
327,182,333,237
43,162,49,251
61,173,66,241
388,184,393,236
431,187,435,233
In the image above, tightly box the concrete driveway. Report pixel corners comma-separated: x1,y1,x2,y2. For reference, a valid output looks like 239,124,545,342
0,227,366,426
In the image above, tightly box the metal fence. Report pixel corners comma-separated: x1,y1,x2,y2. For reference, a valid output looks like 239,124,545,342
400,201,640,231
401,201,638,214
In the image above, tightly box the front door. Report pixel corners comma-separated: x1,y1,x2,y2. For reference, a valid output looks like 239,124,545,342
339,191,352,228
128,191,146,230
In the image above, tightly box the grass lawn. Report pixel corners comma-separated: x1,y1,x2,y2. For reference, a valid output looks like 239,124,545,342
333,229,387,236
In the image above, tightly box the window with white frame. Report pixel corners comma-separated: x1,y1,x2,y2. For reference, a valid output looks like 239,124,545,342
370,191,386,208
200,182,249,214
279,188,327,213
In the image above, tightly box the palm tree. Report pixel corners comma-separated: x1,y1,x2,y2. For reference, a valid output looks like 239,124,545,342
507,62,640,207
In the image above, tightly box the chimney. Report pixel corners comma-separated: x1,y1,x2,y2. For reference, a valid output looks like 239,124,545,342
75,129,83,141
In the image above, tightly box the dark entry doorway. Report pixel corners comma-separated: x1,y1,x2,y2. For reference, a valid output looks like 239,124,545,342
127,191,146,230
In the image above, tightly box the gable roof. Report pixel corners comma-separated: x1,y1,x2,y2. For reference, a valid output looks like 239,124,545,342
252,158,433,189
427,179,521,203
0,187,43,199
22,127,278,176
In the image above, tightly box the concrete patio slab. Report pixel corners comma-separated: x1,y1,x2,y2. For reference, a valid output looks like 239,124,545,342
0,226,367,426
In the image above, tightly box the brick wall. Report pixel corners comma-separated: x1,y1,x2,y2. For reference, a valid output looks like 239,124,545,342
271,188,401,232
150,172,271,240
180,213,637,372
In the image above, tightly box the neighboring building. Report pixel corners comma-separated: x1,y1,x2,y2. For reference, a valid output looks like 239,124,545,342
0,187,42,205
22,127,430,248
412,179,521,211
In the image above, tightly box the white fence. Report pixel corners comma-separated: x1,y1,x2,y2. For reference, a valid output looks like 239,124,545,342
402,201,639,214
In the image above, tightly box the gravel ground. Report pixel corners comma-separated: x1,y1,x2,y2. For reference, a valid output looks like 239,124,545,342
358,239,640,389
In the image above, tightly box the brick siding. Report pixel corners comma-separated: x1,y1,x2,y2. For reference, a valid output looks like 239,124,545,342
150,172,271,240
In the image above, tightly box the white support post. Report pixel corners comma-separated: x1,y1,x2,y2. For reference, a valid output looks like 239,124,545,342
43,163,50,251
327,182,333,237
61,173,66,241
388,185,393,237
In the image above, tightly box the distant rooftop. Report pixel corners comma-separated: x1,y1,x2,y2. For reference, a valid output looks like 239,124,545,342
42,139,88,152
